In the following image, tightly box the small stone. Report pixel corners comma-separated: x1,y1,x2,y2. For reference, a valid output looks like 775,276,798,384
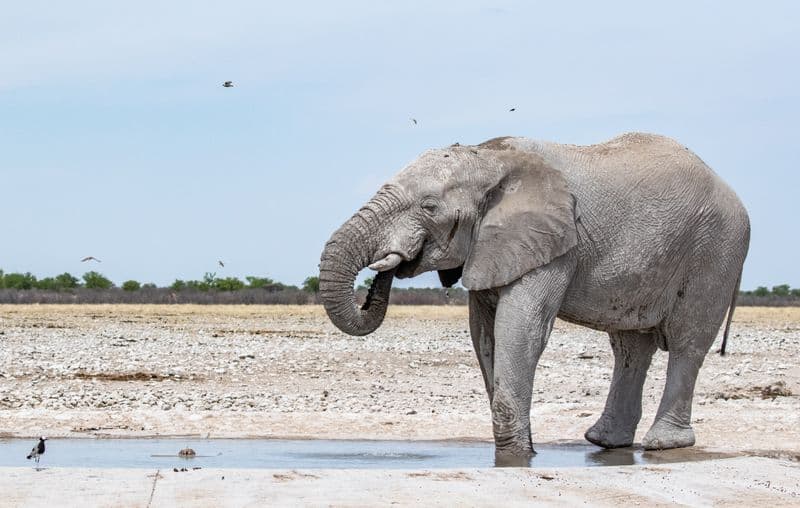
178,448,196,457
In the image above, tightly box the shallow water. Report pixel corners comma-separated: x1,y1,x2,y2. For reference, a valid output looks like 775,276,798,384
0,438,732,469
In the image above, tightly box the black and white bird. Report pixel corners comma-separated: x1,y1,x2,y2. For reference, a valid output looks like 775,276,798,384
218,260,225,268
222,81,234,88
81,256,101,263
26,437,47,469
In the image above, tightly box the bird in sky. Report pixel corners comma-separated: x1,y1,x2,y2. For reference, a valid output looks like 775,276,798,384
222,81,234,88
26,437,47,469
509,107,516,112
218,260,225,268
410,118,417,125
81,256,101,263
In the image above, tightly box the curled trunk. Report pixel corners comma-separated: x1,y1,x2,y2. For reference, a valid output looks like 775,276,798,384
318,212,394,336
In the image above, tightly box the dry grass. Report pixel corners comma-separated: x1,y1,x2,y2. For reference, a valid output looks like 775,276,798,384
0,304,796,324
728,306,800,325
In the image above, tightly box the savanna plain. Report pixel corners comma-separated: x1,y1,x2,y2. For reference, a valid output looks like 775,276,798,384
1,304,798,506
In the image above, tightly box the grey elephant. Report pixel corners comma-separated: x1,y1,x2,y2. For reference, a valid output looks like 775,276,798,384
319,132,750,457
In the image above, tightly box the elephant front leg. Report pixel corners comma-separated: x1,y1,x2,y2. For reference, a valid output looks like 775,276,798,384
491,263,572,458
468,290,498,402
585,330,657,448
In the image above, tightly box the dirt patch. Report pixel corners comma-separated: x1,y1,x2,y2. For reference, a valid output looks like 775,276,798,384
758,381,793,399
406,471,472,481
745,449,800,462
73,372,183,382
213,329,324,337
272,471,321,482
710,381,795,401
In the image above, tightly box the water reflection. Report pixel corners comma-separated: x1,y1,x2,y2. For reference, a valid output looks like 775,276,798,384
495,451,534,467
585,448,638,467
0,438,735,469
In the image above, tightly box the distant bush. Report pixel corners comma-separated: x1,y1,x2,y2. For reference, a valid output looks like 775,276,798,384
303,276,320,293
2,272,38,290
213,277,245,291
170,279,187,291
122,280,141,291
83,271,114,289
753,286,770,297
246,276,274,289
772,284,790,297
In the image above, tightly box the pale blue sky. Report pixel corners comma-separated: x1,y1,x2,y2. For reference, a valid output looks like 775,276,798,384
1,1,798,289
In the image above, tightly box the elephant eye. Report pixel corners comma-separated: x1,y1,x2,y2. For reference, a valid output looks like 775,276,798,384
421,199,439,214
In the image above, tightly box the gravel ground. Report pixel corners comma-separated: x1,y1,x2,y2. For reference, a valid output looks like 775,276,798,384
0,304,798,454
1,304,799,506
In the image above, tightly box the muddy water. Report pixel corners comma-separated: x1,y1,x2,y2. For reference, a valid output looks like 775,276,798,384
0,438,734,469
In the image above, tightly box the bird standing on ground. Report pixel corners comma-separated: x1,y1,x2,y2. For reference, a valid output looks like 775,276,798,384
81,256,101,263
26,437,47,469
222,81,234,88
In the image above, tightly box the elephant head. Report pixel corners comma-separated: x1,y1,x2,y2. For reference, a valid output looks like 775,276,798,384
319,137,579,336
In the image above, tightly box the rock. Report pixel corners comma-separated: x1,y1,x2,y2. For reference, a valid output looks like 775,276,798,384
178,448,196,457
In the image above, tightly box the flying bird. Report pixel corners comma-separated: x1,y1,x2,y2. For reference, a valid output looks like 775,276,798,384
26,437,47,469
81,256,101,263
410,118,417,125
509,107,516,112
222,81,234,88
218,260,225,268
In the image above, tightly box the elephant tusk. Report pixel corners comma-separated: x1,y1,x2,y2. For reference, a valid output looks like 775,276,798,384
368,253,403,272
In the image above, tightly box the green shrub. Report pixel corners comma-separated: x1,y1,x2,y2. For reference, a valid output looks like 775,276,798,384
246,276,275,289
170,279,187,291
753,286,769,297
83,271,114,289
3,272,37,290
302,276,320,293
213,277,245,291
55,272,80,289
772,284,791,297
122,280,141,291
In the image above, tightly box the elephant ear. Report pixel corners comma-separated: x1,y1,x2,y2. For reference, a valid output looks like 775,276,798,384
462,150,578,291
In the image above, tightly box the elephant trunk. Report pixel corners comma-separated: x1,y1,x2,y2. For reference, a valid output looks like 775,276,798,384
319,196,399,336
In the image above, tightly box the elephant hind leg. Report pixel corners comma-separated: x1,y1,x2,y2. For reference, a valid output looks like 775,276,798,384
468,290,498,402
642,269,738,450
585,330,657,448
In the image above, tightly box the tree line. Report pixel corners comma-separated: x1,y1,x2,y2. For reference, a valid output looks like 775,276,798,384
0,270,466,305
738,284,800,306
0,269,796,306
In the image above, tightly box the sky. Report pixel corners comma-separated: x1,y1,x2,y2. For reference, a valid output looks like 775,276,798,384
1,1,798,290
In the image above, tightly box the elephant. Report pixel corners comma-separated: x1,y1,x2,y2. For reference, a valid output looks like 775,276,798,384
318,132,750,458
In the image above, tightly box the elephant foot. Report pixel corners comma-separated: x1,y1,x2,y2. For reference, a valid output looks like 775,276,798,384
642,420,695,450
584,415,635,449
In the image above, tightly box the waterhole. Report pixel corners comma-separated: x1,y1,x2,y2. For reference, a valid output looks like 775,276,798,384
0,438,735,469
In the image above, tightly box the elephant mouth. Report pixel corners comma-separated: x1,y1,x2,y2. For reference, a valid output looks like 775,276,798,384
395,247,426,279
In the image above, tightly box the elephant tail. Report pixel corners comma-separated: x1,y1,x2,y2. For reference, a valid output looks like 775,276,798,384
720,273,742,356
